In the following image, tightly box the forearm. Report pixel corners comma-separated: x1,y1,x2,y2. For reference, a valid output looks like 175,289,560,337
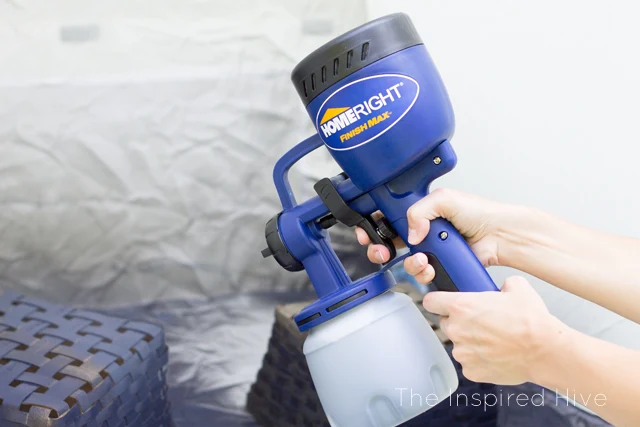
499,206,640,323
532,318,640,427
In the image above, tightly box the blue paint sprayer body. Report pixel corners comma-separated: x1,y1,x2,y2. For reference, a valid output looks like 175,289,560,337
262,13,498,426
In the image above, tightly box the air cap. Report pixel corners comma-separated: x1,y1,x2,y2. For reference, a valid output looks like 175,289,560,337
291,13,423,106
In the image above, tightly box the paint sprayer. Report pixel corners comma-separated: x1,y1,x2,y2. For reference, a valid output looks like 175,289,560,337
261,13,499,427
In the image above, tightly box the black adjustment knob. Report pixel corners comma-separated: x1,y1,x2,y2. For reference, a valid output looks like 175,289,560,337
263,214,304,272
375,217,398,241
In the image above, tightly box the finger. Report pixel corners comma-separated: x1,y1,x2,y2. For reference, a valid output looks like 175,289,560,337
469,241,499,268
403,253,429,275
439,315,451,338
406,188,459,245
451,344,466,363
355,227,370,245
461,367,483,383
422,291,461,316
440,316,463,343
414,264,435,284
500,276,533,294
366,244,390,264
357,227,407,251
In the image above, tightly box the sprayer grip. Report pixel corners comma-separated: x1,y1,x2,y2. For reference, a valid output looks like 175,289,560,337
414,218,498,292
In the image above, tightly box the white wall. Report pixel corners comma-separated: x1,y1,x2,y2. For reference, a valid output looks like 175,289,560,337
368,0,640,349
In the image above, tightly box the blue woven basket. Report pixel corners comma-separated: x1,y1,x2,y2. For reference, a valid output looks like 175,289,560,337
0,290,172,427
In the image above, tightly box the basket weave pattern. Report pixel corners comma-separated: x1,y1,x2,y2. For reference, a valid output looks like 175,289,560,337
0,290,172,427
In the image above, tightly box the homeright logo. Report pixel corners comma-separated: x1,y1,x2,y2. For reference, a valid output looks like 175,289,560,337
315,74,420,151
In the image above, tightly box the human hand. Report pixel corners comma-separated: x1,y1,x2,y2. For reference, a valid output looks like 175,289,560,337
355,188,522,284
423,276,564,385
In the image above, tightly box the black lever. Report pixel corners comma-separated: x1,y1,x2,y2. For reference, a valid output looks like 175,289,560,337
314,177,398,261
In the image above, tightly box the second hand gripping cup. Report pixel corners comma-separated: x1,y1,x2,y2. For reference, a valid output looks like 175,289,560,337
262,13,500,427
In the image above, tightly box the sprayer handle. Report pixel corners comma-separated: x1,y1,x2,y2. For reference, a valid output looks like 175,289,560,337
411,218,499,292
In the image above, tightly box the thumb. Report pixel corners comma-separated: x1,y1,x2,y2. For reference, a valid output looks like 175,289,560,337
406,188,459,245
500,276,549,313
500,276,534,294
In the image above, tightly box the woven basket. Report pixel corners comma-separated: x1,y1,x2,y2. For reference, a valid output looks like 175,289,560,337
0,289,172,427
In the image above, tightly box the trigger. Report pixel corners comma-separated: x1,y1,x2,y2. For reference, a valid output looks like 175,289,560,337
314,176,398,263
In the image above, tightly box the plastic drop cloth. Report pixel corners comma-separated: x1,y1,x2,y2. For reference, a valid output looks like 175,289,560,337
0,0,373,306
